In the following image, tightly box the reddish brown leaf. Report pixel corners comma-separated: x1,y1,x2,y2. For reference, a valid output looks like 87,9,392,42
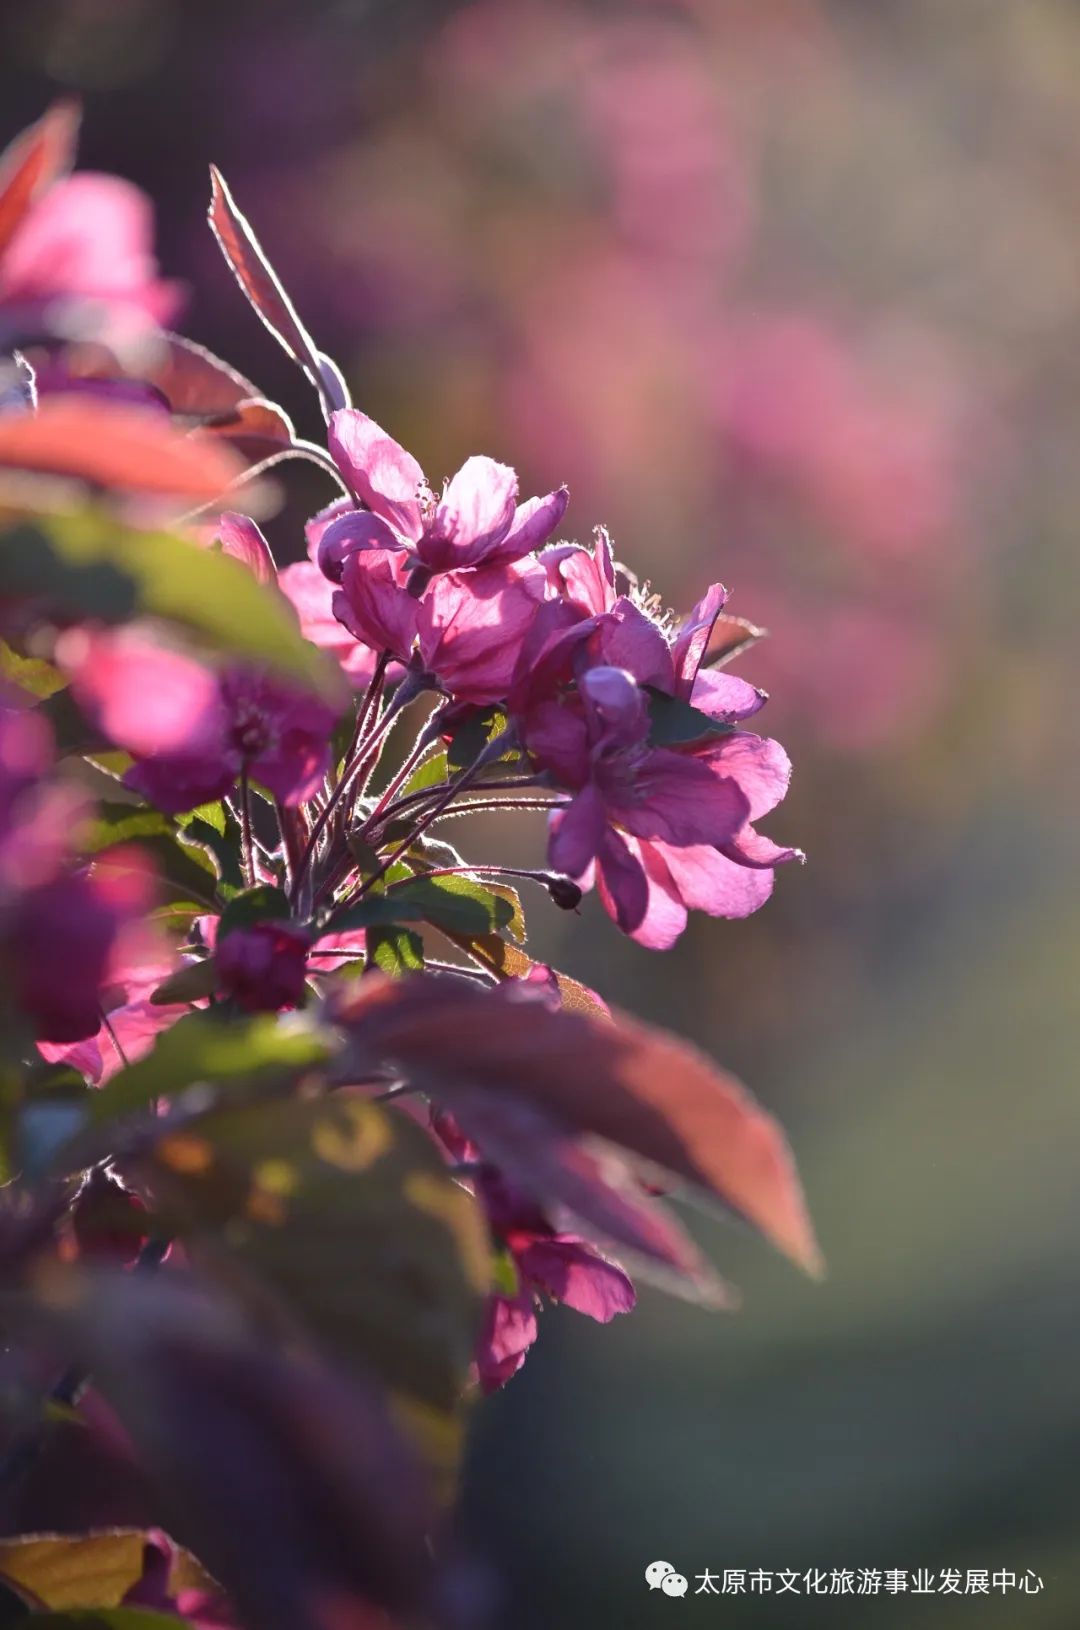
444,1090,734,1306
339,975,823,1277
704,612,767,669
0,101,80,258
442,929,610,1021
0,398,246,501
202,395,297,462
147,332,262,420
208,168,321,382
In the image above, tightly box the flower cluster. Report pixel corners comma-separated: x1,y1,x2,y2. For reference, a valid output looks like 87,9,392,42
0,106,817,1630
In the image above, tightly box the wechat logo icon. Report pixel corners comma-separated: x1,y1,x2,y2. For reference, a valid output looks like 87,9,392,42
646,1562,689,1597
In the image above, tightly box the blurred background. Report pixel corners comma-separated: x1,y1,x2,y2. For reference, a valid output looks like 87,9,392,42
2,0,1078,1623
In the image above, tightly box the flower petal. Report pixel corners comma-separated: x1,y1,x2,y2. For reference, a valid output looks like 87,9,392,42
548,782,607,878
517,1236,636,1322
423,455,519,571
327,409,424,542
491,485,569,562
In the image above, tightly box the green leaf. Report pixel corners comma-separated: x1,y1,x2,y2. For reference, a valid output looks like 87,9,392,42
83,811,219,909
0,1529,213,1613
645,685,735,748
329,874,514,941
0,510,345,701
149,958,218,1006
148,900,204,936
387,874,515,936
400,749,448,797
177,803,244,893
217,884,291,940
142,1093,490,1414
0,637,66,699
366,925,424,975
446,706,512,772
91,1010,331,1125
18,1611,189,1628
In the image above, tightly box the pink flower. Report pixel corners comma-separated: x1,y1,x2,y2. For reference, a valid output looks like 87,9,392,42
0,172,180,344
62,629,341,813
516,560,800,945
278,560,381,688
529,665,751,937
415,559,547,705
433,1110,634,1393
39,953,191,1083
8,847,155,1043
333,543,548,706
320,408,568,577
216,921,311,1013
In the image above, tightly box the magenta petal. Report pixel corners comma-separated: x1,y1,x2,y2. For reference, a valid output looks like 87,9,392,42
595,825,649,935
656,840,776,918
580,665,649,749
492,485,569,562
690,668,767,722
317,508,401,583
416,560,544,704
521,698,590,787
517,1236,636,1322
304,495,354,562
701,731,792,819
124,756,235,814
623,838,690,950
611,749,750,846
277,562,378,687
671,583,728,697
475,1291,538,1394
720,822,803,869
337,548,418,662
212,512,275,584
423,455,519,570
596,600,674,691
538,541,615,616
65,631,224,758
549,782,606,878
327,409,424,542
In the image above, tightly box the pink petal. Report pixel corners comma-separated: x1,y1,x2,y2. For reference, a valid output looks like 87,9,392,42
490,485,569,562
304,495,354,562
517,1236,636,1322
548,782,606,878
594,825,649,935
0,173,180,336
690,668,767,722
316,508,402,582
595,602,673,692
62,629,224,758
278,561,379,687
610,748,749,846
700,731,792,819
327,409,424,542
211,512,275,584
336,547,418,663
423,455,519,570
720,823,803,869
475,1291,538,1393
655,840,776,918
671,583,728,697
416,560,544,704
621,837,690,951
